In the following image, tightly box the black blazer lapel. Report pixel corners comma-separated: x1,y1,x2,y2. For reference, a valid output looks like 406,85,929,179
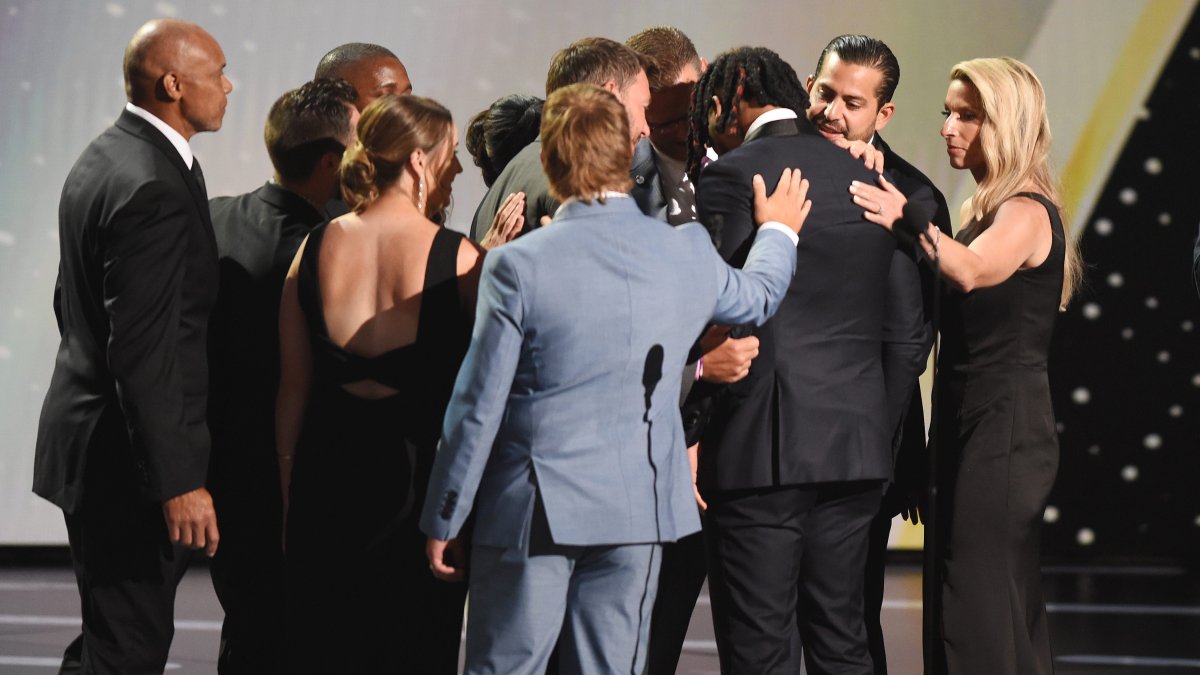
744,117,801,145
114,110,211,226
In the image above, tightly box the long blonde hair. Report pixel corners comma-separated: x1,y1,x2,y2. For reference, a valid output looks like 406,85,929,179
950,57,1081,307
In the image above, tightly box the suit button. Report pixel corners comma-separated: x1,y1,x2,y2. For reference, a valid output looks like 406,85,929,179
635,175,645,185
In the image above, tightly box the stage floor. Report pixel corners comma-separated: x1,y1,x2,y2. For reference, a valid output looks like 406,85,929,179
0,562,1196,673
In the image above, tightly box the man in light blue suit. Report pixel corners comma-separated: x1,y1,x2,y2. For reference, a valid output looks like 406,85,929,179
419,83,811,675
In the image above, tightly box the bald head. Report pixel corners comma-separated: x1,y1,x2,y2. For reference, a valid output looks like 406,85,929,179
315,42,411,111
123,19,232,138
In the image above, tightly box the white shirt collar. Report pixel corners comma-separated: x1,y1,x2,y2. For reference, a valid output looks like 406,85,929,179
745,107,798,139
125,102,193,168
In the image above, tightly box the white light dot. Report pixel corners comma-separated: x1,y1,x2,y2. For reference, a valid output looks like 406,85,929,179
1071,387,1091,404
155,2,178,16
11,307,22,319
18,81,31,92
32,155,45,167
1192,373,1200,387
1121,465,1139,482
237,150,253,163
1157,351,1171,364
1106,272,1124,288
104,3,126,17
1159,212,1172,225
0,345,10,360
1143,434,1162,450
1119,188,1138,205
1169,405,1183,418
210,3,227,15
1195,514,1200,527
1044,506,1060,523
1087,445,1101,456
8,6,18,16
1121,327,1134,340
1082,303,1101,320
1093,218,1113,236
242,40,258,53
1145,296,1159,309
0,230,14,246
1183,320,1194,333
1191,47,1200,60
1076,528,1095,546
1055,421,1066,433
1144,157,1163,175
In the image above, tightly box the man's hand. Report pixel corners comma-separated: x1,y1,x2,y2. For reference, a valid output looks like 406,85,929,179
699,325,759,383
427,537,467,582
162,487,219,557
831,137,885,173
752,168,812,235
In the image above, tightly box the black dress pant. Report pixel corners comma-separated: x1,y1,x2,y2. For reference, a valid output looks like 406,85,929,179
62,437,192,675
705,481,882,675
645,529,708,673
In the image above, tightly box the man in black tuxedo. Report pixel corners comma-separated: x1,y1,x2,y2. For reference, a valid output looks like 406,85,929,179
469,37,653,240
33,18,231,674
805,34,952,675
205,77,357,674
683,47,927,674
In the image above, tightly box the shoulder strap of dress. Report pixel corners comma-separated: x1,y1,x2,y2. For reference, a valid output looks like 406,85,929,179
416,227,466,340
296,222,330,338
1011,192,1064,241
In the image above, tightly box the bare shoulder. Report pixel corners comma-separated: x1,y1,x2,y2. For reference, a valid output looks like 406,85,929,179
994,195,1051,230
456,234,484,276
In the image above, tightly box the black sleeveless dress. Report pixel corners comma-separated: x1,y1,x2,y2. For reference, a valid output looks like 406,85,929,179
935,193,1064,675
284,224,471,674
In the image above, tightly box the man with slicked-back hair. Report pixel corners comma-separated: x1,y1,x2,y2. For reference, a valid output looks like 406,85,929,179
35,18,231,674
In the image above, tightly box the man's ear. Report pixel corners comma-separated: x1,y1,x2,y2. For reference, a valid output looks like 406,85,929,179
710,95,724,119
160,73,183,102
698,57,708,73
602,79,619,94
805,74,815,94
874,101,896,132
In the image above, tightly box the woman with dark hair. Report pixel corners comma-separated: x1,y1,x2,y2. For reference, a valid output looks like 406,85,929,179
851,57,1081,675
276,93,513,673
466,93,544,187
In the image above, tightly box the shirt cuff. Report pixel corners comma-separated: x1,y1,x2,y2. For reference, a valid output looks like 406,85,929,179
758,221,799,246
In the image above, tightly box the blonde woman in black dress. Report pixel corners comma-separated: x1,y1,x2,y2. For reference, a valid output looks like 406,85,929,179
851,57,1082,675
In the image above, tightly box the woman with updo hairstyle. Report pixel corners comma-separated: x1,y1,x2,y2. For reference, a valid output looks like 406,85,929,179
276,93,503,673
851,57,1081,675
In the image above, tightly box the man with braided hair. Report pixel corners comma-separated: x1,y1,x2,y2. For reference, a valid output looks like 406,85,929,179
681,46,927,674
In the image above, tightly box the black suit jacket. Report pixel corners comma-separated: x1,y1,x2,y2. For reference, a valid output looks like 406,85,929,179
630,138,669,221
470,139,559,241
687,117,927,491
206,183,326,492
35,109,218,512
875,135,951,502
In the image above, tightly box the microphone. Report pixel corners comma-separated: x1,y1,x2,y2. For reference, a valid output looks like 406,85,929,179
642,344,664,412
894,200,935,253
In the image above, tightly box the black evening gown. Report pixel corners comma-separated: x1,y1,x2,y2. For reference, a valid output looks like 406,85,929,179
935,193,1064,675
284,224,471,674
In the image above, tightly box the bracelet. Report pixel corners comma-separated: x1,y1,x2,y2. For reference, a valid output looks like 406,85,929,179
695,357,704,381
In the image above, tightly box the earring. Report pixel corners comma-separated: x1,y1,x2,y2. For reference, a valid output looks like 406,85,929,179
418,176,426,213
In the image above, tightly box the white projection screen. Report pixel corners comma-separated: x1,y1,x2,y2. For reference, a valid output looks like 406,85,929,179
0,0,1190,544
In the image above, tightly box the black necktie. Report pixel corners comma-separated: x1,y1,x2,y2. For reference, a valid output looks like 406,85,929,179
191,157,207,196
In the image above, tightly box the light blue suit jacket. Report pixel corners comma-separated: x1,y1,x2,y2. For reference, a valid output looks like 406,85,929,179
419,197,796,548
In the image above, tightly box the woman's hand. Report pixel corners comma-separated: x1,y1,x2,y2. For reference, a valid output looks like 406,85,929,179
831,137,885,173
479,191,526,250
849,174,907,230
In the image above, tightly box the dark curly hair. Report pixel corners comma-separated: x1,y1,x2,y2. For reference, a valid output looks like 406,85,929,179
686,46,811,178
465,94,544,187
